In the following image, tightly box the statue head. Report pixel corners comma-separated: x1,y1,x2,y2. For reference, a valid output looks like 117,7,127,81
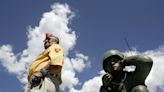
44,32,59,49
103,49,125,73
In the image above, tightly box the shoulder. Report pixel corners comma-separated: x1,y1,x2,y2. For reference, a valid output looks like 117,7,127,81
126,55,153,63
47,44,64,53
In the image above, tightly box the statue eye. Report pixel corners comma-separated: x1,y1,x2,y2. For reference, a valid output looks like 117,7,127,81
110,58,118,63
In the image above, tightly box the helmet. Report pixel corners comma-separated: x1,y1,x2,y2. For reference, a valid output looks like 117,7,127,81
103,49,124,61
103,49,125,73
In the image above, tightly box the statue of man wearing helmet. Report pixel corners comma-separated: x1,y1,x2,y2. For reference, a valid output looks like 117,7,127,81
100,50,153,92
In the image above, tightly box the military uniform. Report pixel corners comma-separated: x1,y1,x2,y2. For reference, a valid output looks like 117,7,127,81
100,50,153,92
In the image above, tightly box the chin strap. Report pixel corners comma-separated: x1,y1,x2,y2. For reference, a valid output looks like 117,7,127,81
111,73,127,92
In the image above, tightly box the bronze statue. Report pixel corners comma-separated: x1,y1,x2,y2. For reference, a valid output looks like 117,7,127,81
100,50,153,92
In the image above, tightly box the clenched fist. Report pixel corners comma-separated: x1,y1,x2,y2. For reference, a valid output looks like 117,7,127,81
102,73,113,87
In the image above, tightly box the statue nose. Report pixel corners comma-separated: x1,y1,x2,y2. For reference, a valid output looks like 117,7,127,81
113,62,120,67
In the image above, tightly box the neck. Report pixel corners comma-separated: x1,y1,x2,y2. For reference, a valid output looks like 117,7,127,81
112,71,125,82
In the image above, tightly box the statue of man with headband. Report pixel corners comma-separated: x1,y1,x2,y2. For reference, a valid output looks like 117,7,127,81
26,33,64,92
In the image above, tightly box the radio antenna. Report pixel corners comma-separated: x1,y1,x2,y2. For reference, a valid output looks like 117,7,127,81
124,37,133,56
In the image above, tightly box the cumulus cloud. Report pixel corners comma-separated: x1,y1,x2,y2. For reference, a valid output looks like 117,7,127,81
69,71,104,92
0,3,89,91
0,45,23,74
143,46,164,92
71,53,90,72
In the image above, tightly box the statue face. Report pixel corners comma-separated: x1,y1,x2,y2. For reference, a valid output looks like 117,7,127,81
103,55,124,74
111,60,124,71
44,36,58,49
109,56,124,72
44,37,53,49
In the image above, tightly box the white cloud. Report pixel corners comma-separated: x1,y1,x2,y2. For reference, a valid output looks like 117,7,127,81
143,46,164,92
69,71,103,92
71,53,90,72
61,53,89,90
61,69,79,89
0,3,89,91
0,45,23,74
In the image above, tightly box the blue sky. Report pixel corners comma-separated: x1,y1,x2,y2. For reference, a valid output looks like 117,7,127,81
0,0,164,92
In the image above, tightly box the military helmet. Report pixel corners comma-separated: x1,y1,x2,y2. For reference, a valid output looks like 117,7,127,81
103,49,125,73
